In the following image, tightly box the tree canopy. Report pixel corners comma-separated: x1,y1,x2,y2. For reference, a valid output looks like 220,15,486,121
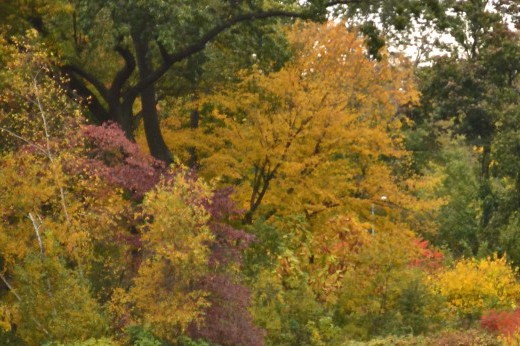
5,1,520,345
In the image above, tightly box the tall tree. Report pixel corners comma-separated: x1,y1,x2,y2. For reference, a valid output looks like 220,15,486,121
162,22,443,231
4,0,444,162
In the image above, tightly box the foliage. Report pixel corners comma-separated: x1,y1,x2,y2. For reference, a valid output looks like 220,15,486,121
337,229,441,338
6,2,520,345
79,122,166,200
45,338,117,346
164,22,438,229
432,139,482,257
430,256,520,323
243,216,343,346
344,329,500,346
189,189,264,346
481,308,520,338
111,173,214,342
0,37,120,345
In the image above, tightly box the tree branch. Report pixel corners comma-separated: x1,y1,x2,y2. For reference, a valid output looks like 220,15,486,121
32,78,71,224
325,0,367,7
125,0,367,99
0,273,50,335
124,9,311,101
61,64,110,101
111,45,136,97
63,72,111,123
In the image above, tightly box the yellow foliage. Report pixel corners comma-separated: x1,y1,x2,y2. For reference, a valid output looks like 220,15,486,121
0,36,129,344
115,172,214,342
500,332,520,346
0,304,12,332
430,256,520,319
160,21,440,230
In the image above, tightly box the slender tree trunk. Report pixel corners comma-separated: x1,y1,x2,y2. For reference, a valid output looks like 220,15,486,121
188,107,200,168
133,35,173,163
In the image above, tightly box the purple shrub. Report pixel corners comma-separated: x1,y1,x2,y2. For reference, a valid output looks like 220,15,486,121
190,187,264,346
72,123,263,344
190,273,265,346
80,122,165,199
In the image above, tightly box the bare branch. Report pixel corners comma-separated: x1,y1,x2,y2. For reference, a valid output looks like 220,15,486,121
28,213,45,257
32,78,71,224
0,274,22,302
0,127,47,154
0,273,50,335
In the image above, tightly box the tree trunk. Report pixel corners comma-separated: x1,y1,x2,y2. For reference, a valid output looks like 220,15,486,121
133,35,173,164
188,108,199,168
107,98,134,140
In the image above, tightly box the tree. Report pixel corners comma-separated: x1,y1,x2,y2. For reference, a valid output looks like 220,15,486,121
164,22,441,228
408,1,520,258
4,0,445,162
0,38,122,344
431,256,520,325
0,35,262,345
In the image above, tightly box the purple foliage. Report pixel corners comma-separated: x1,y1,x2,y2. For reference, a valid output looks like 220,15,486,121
189,187,264,346
73,123,263,344
80,122,165,199
189,273,265,346
207,187,255,266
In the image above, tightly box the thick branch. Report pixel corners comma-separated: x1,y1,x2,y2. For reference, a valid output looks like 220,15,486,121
124,9,312,101
326,0,366,6
111,45,136,97
61,64,110,101
64,72,111,122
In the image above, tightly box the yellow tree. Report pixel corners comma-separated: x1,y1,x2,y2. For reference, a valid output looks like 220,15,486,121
0,35,129,344
159,24,442,327
430,256,520,323
110,172,215,343
161,22,433,226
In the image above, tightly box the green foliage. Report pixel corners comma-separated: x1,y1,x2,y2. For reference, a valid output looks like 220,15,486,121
337,232,440,339
251,266,342,346
245,217,343,346
15,255,107,344
433,139,481,257
45,338,117,346
126,326,163,346
177,336,212,346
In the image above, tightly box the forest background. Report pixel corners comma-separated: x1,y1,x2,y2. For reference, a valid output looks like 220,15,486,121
3,0,520,345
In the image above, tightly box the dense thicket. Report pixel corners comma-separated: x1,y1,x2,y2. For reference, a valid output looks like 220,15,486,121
4,1,520,345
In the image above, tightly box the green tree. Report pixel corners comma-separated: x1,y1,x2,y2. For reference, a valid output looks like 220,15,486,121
3,0,446,163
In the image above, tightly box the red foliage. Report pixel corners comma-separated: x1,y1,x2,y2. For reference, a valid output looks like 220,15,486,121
481,308,520,337
190,273,265,346
206,187,254,266
79,122,166,199
190,187,264,346
73,123,263,344
410,239,444,270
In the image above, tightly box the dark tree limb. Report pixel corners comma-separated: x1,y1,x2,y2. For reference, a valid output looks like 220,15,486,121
125,0,366,99
124,9,314,101
64,72,111,123
111,45,136,97
61,64,110,101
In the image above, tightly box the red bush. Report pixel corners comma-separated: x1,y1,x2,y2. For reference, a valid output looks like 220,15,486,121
481,308,520,337
410,239,444,270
